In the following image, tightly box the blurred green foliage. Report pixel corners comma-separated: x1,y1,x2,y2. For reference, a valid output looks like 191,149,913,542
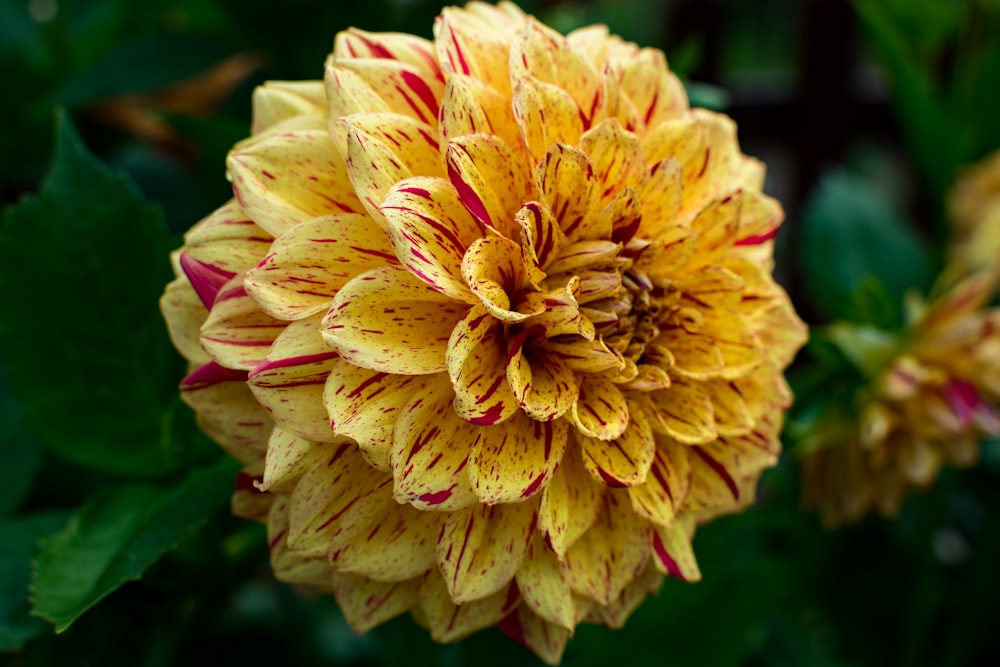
1,1,1000,666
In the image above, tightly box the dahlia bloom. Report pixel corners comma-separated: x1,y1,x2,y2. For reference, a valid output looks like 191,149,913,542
950,148,1000,272
161,2,805,661
802,269,1000,526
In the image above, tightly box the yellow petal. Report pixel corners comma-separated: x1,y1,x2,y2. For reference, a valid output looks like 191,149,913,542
436,499,535,603
180,362,271,464
447,133,532,240
651,516,701,582
330,58,443,125
540,337,624,374
506,332,580,421
447,305,519,425
635,158,682,240
703,378,754,437
645,376,717,444
499,605,572,666
323,265,467,375
434,7,520,98
469,413,569,504
245,213,396,321
418,572,520,642
516,201,566,283
268,498,332,587
260,427,328,493
381,176,482,301
562,491,650,605
679,445,743,516
251,81,326,134
514,536,576,630
439,74,523,150
461,235,533,322
535,143,597,242
329,489,438,582
184,199,273,274
324,362,436,471
228,121,363,237
161,275,210,367
579,119,645,210
285,442,385,552
332,572,420,633
510,18,604,129
247,316,338,442
627,435,691,526
200,277,285,371
334,28,443,82
342,112,445,227
389,374,478,510
587,562,662,629
538,444,603,558
570,374,630,440
581,407,654,487
513,77,585,163
619,48,687,131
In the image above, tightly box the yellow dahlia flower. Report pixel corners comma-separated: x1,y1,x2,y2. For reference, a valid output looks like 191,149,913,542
803,269,1000,526
161,2,805,661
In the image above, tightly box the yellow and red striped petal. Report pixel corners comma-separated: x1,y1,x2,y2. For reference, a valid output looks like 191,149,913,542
200,277,285,371
323,265,467,375
439,74,522,150
627,435,691,526
436,499,535,603
245,213,396,320
161,276,210,367
513,77,585,163
461,236,532,322
381,176,482,301
651,516,701,582
180,362,271,465
260,427,328,493
418,573,520,642
498,605,572,666
587,563,663,629
389,374,479,511
342,113,445,226
184,199,273,274
334,28,443,82
644,376,717,444
228,121,363,237
537,444,603,558
581,407,654,487
580,119,645,210
619,48,687,131
570,374,630,440
324,361,434,471
561,491,650,605
332,572,420,633
515,201,565,282
434,6,521,98
331,58,443,126
447,133,531,240
447,305,519,425
514,536,575,630
507,335,580,421
536,143,597,242
329,489,438,582
247,316,338,442
469,414,568,504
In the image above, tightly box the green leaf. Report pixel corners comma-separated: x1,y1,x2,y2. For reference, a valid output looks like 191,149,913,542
854,0,961,197
30,456,240,633
0,111,209,475
0,367,45,516
799,170,932,324
0,511,71,651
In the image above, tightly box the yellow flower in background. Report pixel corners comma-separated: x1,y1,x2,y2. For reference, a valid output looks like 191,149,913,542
161,2,805,662
950,148,1000,272
803,269,1000,526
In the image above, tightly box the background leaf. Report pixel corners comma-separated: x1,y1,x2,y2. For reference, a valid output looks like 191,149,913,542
0,112,210,476
30,456,239,633
799,170,932,325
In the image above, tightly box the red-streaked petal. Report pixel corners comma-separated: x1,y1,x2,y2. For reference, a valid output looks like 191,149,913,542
538,443,603,558
446,133,531,240
570,374,630,440
468,414,569,504
581,407,654,487
200,277,285,371
447,304,519,426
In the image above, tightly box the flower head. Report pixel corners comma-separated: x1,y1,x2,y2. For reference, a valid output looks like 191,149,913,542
161,2,805,661
802,269,1000,526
